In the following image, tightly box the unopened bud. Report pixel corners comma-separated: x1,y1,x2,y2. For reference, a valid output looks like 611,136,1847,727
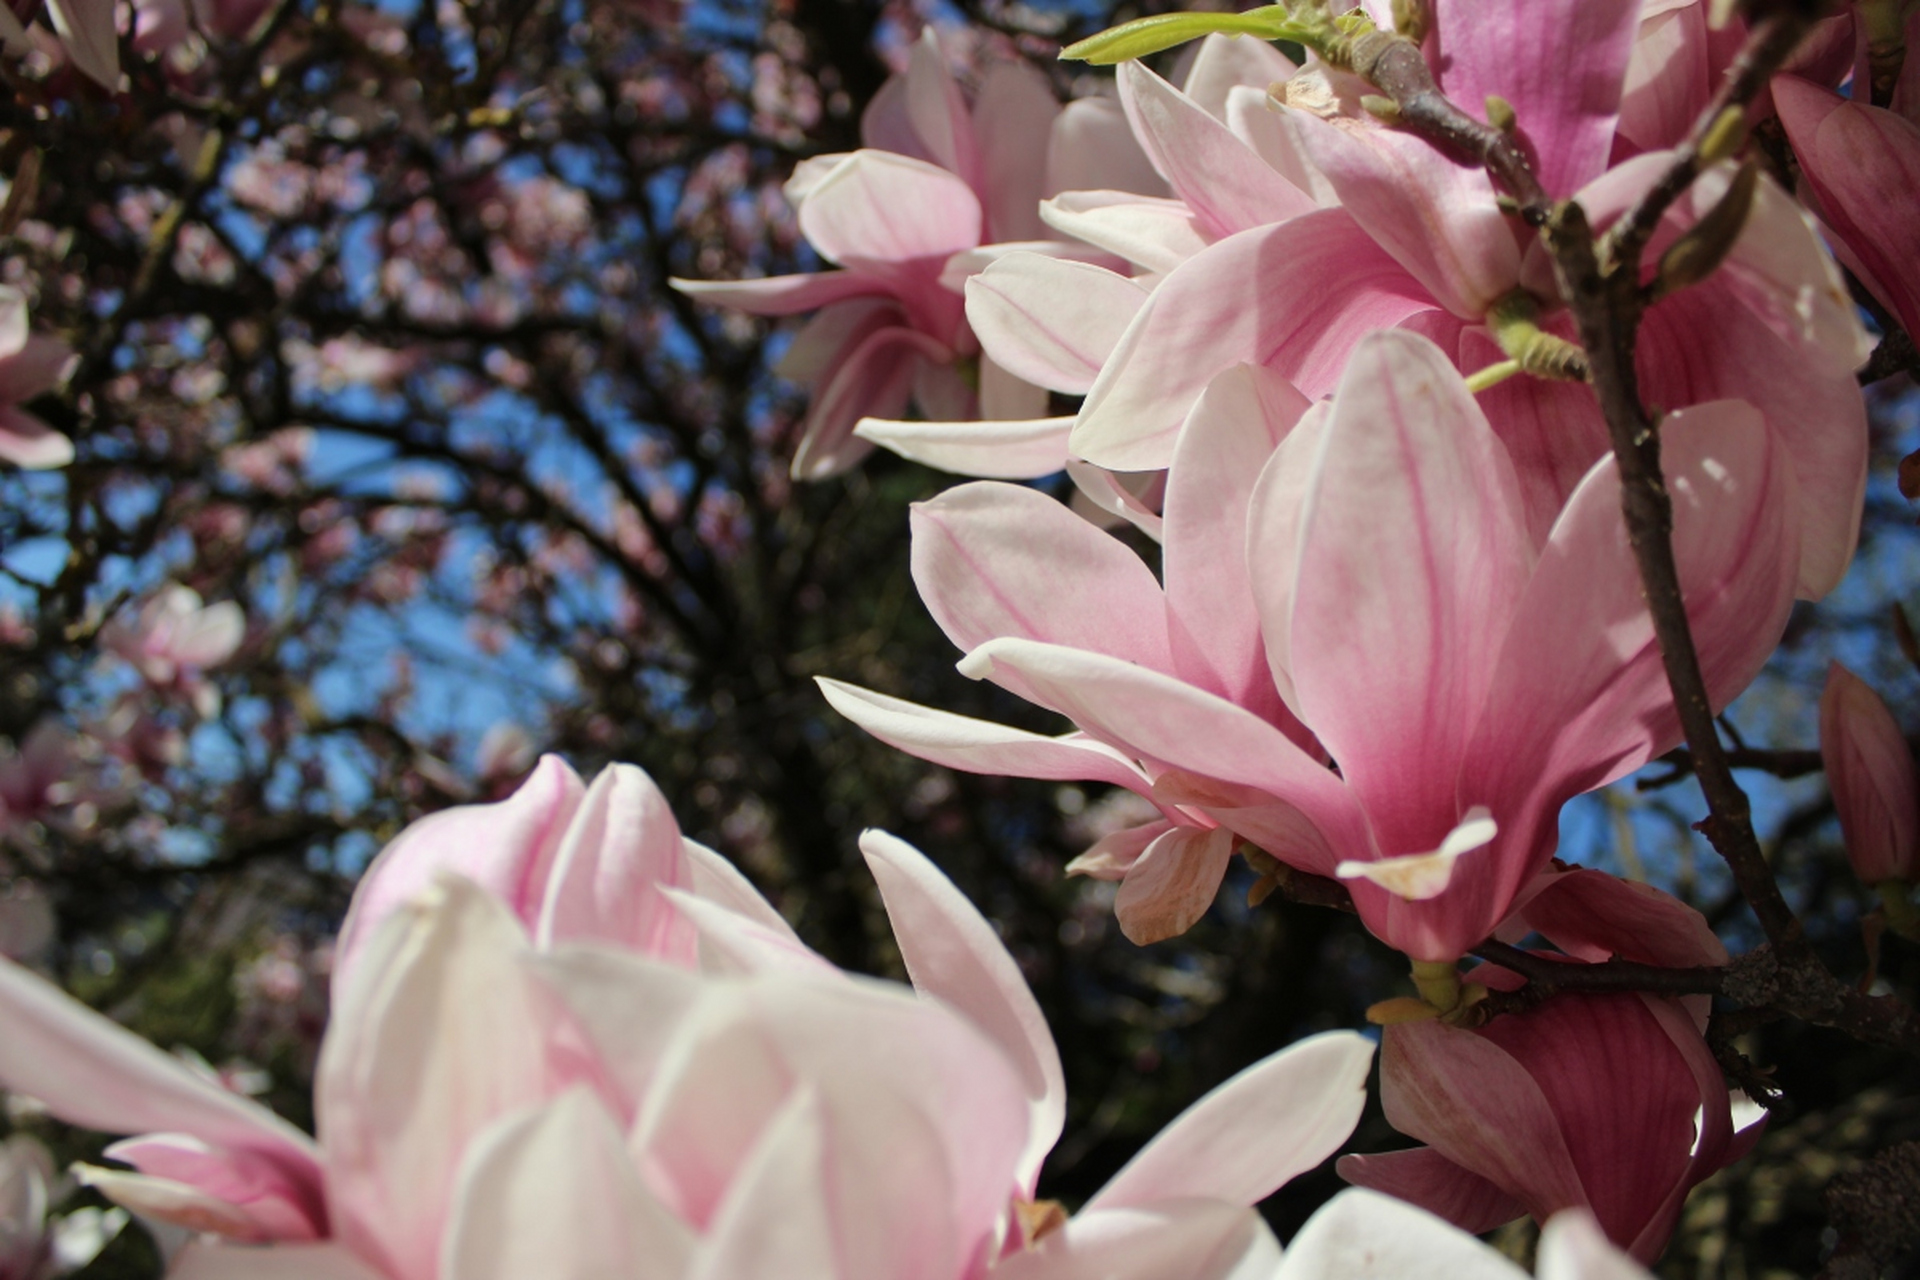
1484,94,1516,134
1821,661,1919,886
1360,94,1402,125
1653,160,1758,300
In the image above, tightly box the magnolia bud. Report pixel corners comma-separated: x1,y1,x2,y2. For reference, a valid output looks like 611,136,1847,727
1819,662,1919,885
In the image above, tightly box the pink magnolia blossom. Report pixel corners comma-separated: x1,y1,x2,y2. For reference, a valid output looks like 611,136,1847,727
0,722,71,833
987,2,1869,596
0,758,1375,1279
99,585,245,717
1773,73,1920,349
0,290,76,471
1819,661,1919,885
829,332,1799,962
675,31,1156,480
1339,871,1765,1262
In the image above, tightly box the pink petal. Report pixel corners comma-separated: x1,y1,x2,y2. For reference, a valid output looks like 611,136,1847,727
0,410,74,469
668,271,887,317
1464,398,1799,822
1332,1148,1525,1235
966,254,1147,395
1119,61,1318,239
1244,400,1331,718
1181,33,1298,122
1064,460,1164,540
1161,363,1310,720
1278,110,1519,317
1619,995,1735,1262
1820,661,1920,884
1774,75,1920,345
0,959,322,1185
1636,285,1861,600
790,323,947,481
911,481,1173,668
662,889,840,977
95,1136,322,1240
683,841,802,944
1617,1,1714,155
1072,211,1436,470
1088,1029,1372,1211
1039,191,1209,276
1274,1189,1532,1280
1377,1019,1590,1224
855,414,1072,479
685,1090,843,1280
956,638,1368,850
333,755,585,985
317,877,607,1280
1287,330,1533,855
522,947,706,1113
1045,97,1169,200
799,151,983,267
1472,993,1702,1256
1067,819,1171,880
973,61,1059,242
1114,824,1235,944
535,764,697,961
859,830,1065,1194
1508,867,1728,971
1429,0,1640,195
442,1090,690,1280
731,980,1028,1275
817,676,1151,792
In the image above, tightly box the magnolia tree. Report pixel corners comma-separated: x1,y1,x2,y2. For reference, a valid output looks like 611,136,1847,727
0,0,1918,1273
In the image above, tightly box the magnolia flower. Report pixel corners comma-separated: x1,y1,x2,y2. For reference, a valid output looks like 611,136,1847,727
830,331,1799,962
0,290,76,471
1819,662,1919,887
0,723,71,834
1340,870,1765,1262
981,0,1869,596
675,30,1158,480
99,586,245,718
0,759,1376,1279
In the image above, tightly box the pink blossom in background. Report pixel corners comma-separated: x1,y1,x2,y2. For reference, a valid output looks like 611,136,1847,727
99,585,245,718
830,332,1801,962
675,29,1158,480
0,289,76,471
0,758,1381,1279
0,722,72,835
1819,661,1919,886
